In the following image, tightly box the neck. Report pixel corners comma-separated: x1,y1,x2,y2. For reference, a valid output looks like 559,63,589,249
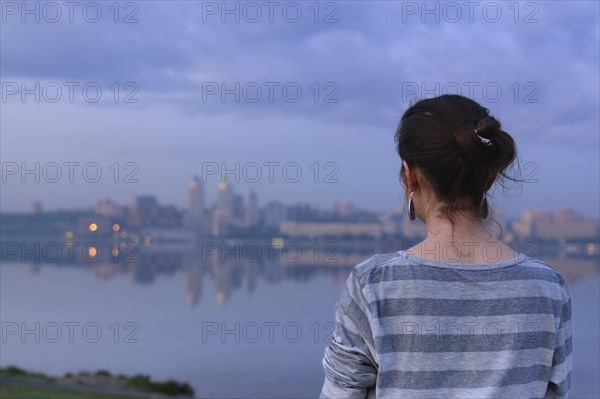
408,209,517,264
423,212,492,245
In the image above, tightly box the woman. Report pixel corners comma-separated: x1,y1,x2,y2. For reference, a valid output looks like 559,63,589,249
320,95,572,398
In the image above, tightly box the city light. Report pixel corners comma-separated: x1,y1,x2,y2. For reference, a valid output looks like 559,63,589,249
89,223,98,232
113,223,120,232
88,246,98,258
272,237,285,249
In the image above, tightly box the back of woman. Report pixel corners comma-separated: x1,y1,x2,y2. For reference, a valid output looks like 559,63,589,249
321,251,571,398
319,95,572,399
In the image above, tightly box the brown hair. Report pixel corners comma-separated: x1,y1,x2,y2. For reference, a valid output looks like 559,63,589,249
395,94,518,223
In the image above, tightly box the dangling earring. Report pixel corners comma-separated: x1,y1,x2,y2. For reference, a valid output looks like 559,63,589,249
482,194,489,219
408,191,416,221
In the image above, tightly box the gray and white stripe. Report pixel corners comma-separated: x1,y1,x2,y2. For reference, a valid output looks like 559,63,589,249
321,251,572,399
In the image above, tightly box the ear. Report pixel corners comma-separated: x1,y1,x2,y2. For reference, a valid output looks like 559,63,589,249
485,172,497,192
402,160,418,192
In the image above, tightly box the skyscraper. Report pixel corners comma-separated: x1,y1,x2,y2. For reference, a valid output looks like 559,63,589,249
233,193,245,219
245,190,259,226
188,176,205,218
217,178,234,216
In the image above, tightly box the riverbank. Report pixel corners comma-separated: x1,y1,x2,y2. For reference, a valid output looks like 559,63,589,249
0,366,197,399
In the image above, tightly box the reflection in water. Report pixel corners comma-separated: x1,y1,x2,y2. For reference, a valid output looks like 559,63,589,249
184,257,204,307
542,256,600,287
7,240,600,308
214,258,233,308
245,261,257,295
27,262,41,275
93,262,121,280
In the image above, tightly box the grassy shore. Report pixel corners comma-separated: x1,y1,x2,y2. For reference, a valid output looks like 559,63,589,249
1,386,145,399
0,366,196,399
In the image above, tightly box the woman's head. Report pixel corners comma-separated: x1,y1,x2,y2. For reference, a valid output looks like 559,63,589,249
395,94,517,222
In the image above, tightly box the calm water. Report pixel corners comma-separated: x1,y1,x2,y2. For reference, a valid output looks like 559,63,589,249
1,253,598,398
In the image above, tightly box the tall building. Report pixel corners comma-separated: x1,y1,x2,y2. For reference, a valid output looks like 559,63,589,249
129,195,182,228
132,195,158,214
287,203,319,221
233,193,245,219
217,179,234,216
245,190,259,226
188,176,205,218
263,201,287,229
129,195,159,227
211,209,230,236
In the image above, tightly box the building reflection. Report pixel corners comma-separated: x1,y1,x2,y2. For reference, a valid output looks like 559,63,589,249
543,256,600,287
213,255,234,308
8,239,600,308
93,262,122,280
183,255,205,307
244,261,257,295
27,262,41,275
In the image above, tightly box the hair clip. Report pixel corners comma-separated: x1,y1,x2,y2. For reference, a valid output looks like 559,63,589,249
475,127,493,145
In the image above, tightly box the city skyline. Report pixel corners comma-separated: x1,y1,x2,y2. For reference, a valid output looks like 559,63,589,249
2,149,599,219
5,173,599,225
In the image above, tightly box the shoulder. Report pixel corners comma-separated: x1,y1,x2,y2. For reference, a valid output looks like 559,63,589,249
351,251,408,285
517,255,571,299
519,255,568,285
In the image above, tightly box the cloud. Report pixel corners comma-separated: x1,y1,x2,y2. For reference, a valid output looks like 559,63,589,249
1,1,598,165
3,2,597,125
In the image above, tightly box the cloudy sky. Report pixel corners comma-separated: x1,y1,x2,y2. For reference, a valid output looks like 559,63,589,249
1,0,599,218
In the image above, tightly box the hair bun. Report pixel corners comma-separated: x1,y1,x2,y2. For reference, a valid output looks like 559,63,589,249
475,116,500,140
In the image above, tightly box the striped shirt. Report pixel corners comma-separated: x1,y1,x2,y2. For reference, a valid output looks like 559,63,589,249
320,250,572,399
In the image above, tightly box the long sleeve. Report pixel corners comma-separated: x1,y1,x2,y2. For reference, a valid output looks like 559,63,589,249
320,269,378,399
545,282,573,398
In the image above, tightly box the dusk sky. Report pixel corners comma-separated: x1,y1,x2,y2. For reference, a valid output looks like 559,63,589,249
1,0,599,219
